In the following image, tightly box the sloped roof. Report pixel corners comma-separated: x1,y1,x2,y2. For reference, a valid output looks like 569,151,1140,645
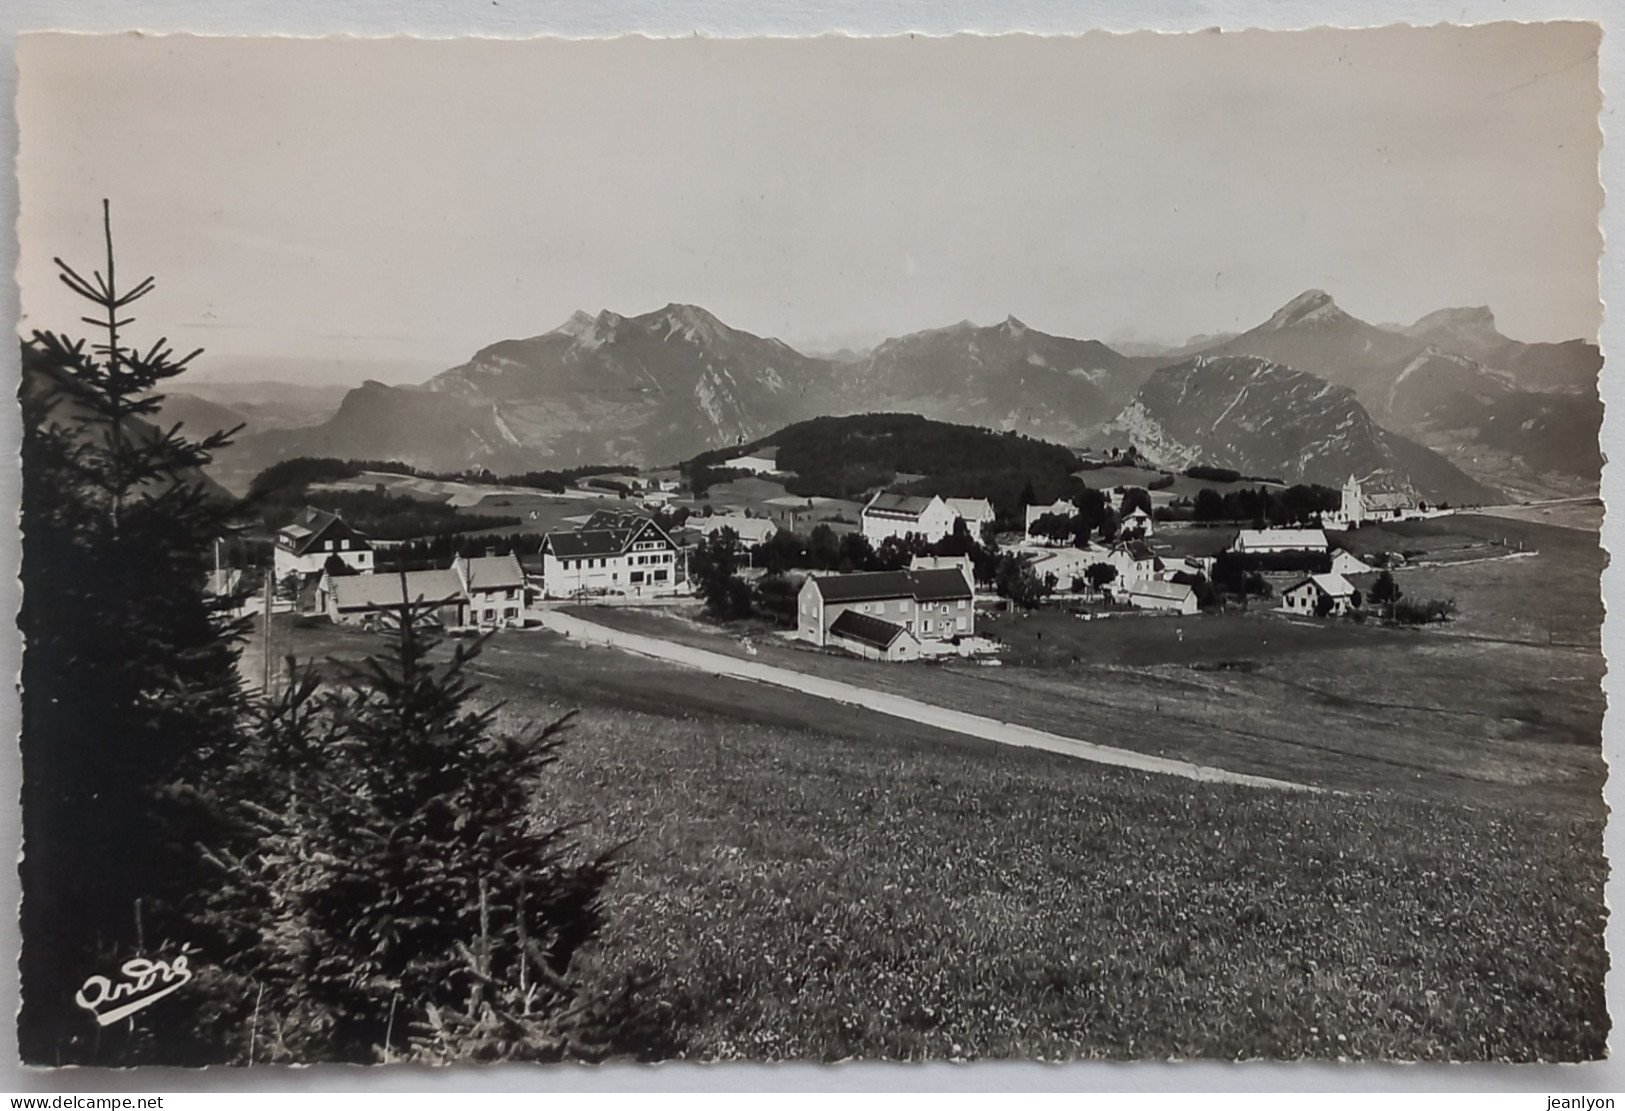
1129,579,1196,603
278,507,369,556
1113,540,1158,562
331,569,463,611
910,567,975,601
946,497,995,519
809,567,973,604
545,529,638,559
1285,572,1356,598
545,514,672,559
828,610,911,651
584,509,656,531
1235,528,1328,550
459,554,525,591
864,492,939,520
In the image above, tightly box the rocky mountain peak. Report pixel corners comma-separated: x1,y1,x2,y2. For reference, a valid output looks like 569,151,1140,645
1260,289,1350,331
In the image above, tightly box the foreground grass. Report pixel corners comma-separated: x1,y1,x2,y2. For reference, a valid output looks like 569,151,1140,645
495,682,1608,1062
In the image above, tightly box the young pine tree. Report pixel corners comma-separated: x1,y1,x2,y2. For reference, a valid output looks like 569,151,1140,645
19,202,247,1064
194,591,630,1063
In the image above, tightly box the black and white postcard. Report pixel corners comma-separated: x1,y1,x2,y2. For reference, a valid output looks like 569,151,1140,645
12,24,1610,1067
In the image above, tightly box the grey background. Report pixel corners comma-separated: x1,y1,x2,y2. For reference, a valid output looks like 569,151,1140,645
0,0,1620,1094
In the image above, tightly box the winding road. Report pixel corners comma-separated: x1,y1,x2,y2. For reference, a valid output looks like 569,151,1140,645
530,609,1320,793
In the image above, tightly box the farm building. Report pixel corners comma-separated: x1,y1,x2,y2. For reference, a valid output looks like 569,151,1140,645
826,610,923,662
693,514,778,546
326,568,467,628
797,568,975,650
1024,499,1077,544
1127,579,1199,615
540,511,681,599
1281,572,1359,617
861,493,959,545
1232,528,1329,555
274,507,375,579
324,553,529,629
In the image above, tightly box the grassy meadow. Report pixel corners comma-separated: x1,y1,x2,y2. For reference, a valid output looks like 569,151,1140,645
276,615,1609,1062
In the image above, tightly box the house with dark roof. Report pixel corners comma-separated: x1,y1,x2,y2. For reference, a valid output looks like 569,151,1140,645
860,492,959,545
826,609,921,662
274,507,374,580
796,567,974,655
540,513,680,599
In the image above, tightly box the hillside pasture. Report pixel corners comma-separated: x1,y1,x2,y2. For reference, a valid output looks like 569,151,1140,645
565,602,1603,816
268,621,1607,1062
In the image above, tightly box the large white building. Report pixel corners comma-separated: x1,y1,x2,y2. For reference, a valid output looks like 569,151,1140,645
540,511,682,599
860,493,960,545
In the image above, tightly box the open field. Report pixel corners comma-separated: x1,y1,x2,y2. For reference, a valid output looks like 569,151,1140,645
262,619,1608,1061
568,602,1604,816
1473,498,1603,533
1334,513,1603,646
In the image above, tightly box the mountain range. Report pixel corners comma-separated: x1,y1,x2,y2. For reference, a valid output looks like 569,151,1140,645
177,290,1601,504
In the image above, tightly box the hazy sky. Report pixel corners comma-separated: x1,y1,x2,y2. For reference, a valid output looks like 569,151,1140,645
17,25,1603,381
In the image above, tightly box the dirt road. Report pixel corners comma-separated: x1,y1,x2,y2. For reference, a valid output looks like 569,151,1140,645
531,609,1319,792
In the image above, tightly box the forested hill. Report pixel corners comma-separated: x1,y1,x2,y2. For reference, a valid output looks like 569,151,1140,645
686,412,1087,516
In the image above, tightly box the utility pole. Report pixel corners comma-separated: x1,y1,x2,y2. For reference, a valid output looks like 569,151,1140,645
262,555,274,698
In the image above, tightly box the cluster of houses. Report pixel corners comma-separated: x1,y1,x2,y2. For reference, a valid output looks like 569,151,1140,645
261,464,1422,657
273,507,530,629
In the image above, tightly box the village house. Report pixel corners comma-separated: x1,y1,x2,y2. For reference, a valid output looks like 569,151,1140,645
540,510,682,599
1120,506,1154,540
1104,540,1161,592
455,553,528,627
274,507,375,580
860,493,960,545
1232,527,1329,555
1281,572,1359,617
797,568,975,653
1126,579,1200,615
323,552,530,629
1023,498,1077,545
944,497,996,539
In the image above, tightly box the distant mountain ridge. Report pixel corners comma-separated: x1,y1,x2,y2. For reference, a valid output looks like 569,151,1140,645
207,289,1599,501
837,315,1156,443
1105,355,1499,506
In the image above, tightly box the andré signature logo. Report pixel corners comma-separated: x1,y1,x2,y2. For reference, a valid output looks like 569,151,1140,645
74,954,194,1026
